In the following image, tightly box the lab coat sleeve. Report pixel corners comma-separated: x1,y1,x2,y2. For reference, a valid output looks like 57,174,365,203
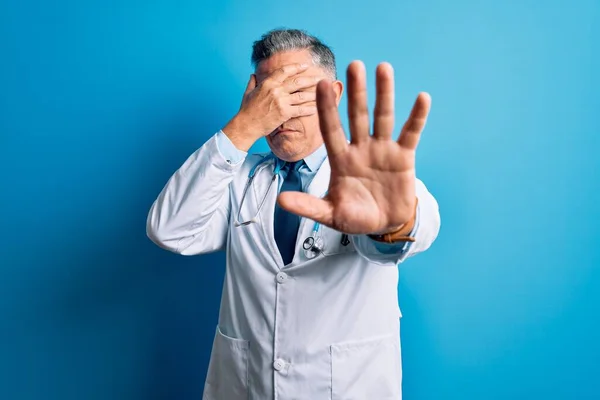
146,131,247,255
350,178,441,266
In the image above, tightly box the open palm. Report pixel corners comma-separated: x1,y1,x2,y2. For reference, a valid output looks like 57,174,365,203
278,61,431,235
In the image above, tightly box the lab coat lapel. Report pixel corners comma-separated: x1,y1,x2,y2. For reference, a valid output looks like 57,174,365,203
252,155,332,269
289,156,331,266
251,157,285,268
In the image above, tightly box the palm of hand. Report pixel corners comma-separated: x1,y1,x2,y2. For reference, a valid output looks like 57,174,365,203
279,61,431,235
325,140,416,234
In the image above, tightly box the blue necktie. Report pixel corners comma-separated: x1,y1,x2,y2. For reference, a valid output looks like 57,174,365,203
274,161,303,265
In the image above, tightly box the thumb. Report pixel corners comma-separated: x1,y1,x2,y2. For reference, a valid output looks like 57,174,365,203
244,74,257,96
278,192,333,227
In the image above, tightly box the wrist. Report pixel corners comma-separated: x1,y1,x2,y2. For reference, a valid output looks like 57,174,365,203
222,113,261,152
384,217,415,236
368,198,418,243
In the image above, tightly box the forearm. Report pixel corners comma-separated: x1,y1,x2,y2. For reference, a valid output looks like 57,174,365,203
222,113,262,152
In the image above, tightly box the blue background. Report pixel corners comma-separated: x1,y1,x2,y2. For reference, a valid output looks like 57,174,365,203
1,0,598,398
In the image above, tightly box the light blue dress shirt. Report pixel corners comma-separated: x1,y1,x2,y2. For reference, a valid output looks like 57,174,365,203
215,130,418,257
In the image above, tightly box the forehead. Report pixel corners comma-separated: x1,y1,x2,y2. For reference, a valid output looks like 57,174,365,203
255,49,327,81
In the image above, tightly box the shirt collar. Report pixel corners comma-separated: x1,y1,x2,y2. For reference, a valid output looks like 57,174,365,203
303,143,327,172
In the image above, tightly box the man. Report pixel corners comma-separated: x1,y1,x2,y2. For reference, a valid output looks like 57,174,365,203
147,29,440,400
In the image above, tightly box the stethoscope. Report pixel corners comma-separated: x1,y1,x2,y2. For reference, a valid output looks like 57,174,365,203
234,154,325,259
301,221,325,259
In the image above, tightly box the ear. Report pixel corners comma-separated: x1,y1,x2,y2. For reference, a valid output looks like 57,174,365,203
332,80,344,106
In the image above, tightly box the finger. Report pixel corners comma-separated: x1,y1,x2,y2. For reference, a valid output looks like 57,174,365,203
373,63,395,140
244,74,257,96
317,79,348,157
289,90,317,105
269,63,311,84
288,104,317,118
347,61,370,145
397,92,432,150
283,76,321,93
277,192,334,227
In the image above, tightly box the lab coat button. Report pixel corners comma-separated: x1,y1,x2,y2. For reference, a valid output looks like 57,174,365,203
276,272,288,283
273,359,285,371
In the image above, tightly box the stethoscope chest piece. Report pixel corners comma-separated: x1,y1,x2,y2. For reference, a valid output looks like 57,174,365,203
303,235,324,259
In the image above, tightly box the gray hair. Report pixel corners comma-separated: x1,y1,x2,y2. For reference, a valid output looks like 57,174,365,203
251,28,337,79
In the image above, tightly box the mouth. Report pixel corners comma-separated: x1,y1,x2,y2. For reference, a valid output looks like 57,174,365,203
270,129,296,138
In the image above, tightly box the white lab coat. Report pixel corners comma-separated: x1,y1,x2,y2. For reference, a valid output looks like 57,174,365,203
146,133,441,400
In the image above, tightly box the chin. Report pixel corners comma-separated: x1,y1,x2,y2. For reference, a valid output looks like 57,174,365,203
270,146,301,162
267,136,303,161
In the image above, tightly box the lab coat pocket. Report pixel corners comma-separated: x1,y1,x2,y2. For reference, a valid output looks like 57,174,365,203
321,226,356,256
330,335,401,400
203,326,249,400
